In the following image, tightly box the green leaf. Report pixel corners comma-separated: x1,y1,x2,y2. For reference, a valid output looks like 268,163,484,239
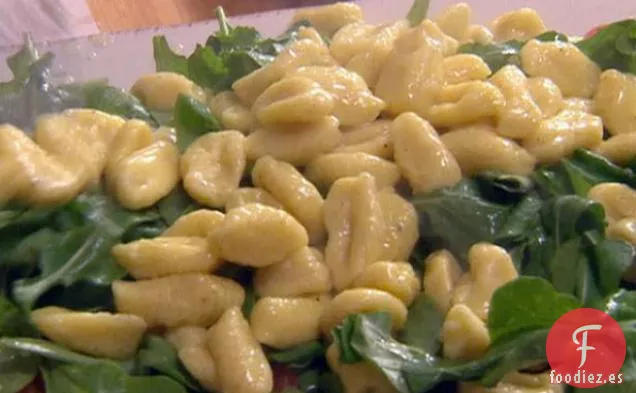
487,277,580,344
406,0,431,26
598,289,636,320
156,186,198,226
577,19,636,74
411,180,510,264
72,81,158,126
173,94,222,151
12,226,125,310
458,40,524,74
42,362,127,393
126,375,189,393
332,317,363,364
400,293,444,353
137,335,200,390
0,338,102,365
268,341,325,367
153,36,189,76
0,345,40,393
187,44,230,91
474,172,535,203
0,34,38,93
0,296,38,337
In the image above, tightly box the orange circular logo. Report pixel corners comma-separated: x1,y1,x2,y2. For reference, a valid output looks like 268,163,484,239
546,308,626,388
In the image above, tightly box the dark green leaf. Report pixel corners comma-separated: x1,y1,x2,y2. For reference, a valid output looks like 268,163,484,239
0,338,102,365
406,0,431,26
411,180,510,263
577,19,636,74
487,277,580,344
332,318,363,364
585,233,634,295
0,34,38,94
12,226,125,310
458,40,523,74
187,45,229,91
173,94,221,151
400,293,444,353
474,172,535,203
137,335,200,390
120,221,166,243
153,36,189,76
0,345,40,393
598,289,636,320
0,296,38,337
156,186,198,226
242,286,256,318
43,362,125,393
126,375,189,393
74,82,158,126
268,341,325,367
534,31,570,42
495,194,543,243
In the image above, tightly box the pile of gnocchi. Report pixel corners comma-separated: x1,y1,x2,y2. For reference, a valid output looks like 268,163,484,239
2,2,636,393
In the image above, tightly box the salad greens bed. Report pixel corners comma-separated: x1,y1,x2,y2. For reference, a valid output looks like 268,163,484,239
1,0,636,392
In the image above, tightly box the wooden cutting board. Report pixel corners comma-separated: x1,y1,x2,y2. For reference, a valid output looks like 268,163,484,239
86,0,336,32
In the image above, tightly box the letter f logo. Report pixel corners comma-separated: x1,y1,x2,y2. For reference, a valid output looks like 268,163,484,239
572,324,603,368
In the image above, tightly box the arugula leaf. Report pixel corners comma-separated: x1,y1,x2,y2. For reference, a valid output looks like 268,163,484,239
576,19,636,74
458,40,524,74
173,94,221,151
0,345,40,393
268,341,326,368
152,6,310,93
406,0,431,27
0,34,38,93
42,360,189,393
156,186,198,226
411,180,510,264
0,338,102,365
400,293,444,353
70,81,158,126
153,36,189,76
487,277,580,344
137,335,200,390
0,296,38,337
534,149,636,197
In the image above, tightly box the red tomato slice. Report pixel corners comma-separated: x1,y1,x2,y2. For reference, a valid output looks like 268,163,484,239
19,375,44,393
584,23,608,39
272,364,299,391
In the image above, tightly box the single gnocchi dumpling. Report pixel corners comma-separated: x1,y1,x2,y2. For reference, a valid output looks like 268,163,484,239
181,131,246,209
520,39,601,98
252,156,325,245
490,8,547,42
320,288,408,335
106,120,180,210
352,261,421,306
113,273,245,328
527,77,564,119
374,29,445,117
225,187,284,211
442,304,490,360
422,250,463,314
246,116,342,166
523,110,603,164
304,152,401,192
593,69,636,136
287,66,386,127
324,173,385,291
587,183,636,222
377,188,419,262
112,237,221,279
166,327,219,392
336,119,394,159
208,91,255,134
31,306,147,360
35,109,126,188
442,54,492,85
451,243,518,321
0,124,84,205
427,81,505,128
330,20,409,88
250,297,324,349
461,24,494,45
162,209,226,238
207,307,273,393
392,112,462,193
595,133,636,165
254,247,332,297
215,203,309,267
290,2,364,37
252,76,335,126
441,124,536,176
435,3,472,40
131,72,204,111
